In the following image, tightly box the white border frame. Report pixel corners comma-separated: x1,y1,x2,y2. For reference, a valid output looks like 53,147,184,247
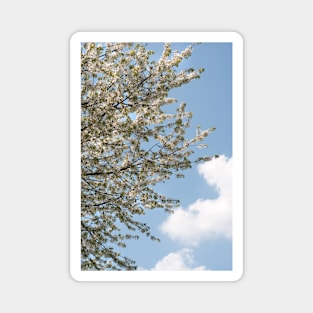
70,32,243,282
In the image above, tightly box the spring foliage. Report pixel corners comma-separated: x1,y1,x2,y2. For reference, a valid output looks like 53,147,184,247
81,42,217,270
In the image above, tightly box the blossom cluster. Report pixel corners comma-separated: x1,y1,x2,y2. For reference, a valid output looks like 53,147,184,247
81,42,216,270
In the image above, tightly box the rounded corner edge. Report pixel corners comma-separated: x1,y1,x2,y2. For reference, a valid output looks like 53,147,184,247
69,31,83,44
69,267,82,283
232,267,245,282
230,31,244,44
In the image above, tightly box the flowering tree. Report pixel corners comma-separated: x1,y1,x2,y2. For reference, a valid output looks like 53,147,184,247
81,42,217,270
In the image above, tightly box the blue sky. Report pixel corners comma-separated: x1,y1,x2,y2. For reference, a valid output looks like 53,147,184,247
120,42,233,271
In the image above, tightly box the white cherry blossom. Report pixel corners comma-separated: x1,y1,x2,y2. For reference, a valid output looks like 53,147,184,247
81,42,217,271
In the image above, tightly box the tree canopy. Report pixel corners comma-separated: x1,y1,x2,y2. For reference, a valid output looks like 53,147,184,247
81,42,217,270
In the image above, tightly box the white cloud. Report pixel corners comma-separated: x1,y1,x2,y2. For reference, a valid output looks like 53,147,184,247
143,249,206,271
160,155,232,246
